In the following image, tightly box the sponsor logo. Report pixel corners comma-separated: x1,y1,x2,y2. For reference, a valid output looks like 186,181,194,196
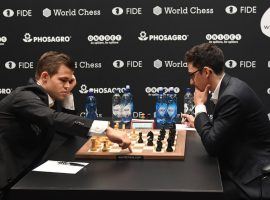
22,33,71,43
268,61,270,68
268,113,270,121
79,84,125,94
87,34,122,45
2,9,14,17
206,34,242,44
225,6,237,14
225,5,257,15
113,60,142,69
138,31,189,42
112,7,142,15
75,61,102,69
153,6,214,15
145,87,180,96
267,88,270,95
0,36,7,46
261,8,270,38
0,88,12,94
4,61,34,70
153,59,187,69
2,9,32,17
42,8,101,17
225,60,256,69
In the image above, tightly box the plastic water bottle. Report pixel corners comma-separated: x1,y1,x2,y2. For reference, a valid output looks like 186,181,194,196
184,88,194,115
121,85,133,123
112,89,122,123
166,87,177,124
85,88,97,120
155,87,167,127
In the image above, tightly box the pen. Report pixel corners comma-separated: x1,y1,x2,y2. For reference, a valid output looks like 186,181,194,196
58,161,85,167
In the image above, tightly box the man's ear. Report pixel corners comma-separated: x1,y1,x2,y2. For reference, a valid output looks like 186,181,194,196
40,71,50,83
204,66,213,78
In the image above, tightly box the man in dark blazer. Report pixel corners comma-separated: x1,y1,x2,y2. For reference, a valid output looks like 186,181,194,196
182,43,270,199
0,51,131,199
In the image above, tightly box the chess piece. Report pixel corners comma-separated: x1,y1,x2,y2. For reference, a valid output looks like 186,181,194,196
138,132,143,143
122,123,125,130
131,129,137,139
102,140,109,152
114,122,119,129
91,138,97,151
156,139,162,152
147,131,154,146
159,127,166,140
166,137,173,152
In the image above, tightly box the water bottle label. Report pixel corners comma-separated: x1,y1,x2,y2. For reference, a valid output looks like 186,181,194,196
113,105,122,117
122,104,131,117
167,104,177,117
157,105,166,117
184,103,188,114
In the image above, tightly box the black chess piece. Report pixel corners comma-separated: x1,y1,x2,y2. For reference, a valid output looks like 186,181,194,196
156,139,162,152
147,131,154,146
166,137,173,152
138,132,143,143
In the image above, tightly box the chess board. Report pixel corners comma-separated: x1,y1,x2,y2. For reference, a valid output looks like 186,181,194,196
75,129,186,160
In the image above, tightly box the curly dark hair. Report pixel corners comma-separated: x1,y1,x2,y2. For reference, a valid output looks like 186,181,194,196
184,43,224,75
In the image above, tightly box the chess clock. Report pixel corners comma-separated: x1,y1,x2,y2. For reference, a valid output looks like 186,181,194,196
131,119,154,129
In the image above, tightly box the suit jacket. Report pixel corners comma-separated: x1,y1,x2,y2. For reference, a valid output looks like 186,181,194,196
0,84,93,191
195,74,270,198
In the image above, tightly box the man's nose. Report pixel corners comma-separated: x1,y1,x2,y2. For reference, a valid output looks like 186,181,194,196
64,81,70,88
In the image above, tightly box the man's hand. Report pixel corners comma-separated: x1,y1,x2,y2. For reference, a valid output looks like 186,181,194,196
194,84,210,106
105,127,131,150
181,113,195,128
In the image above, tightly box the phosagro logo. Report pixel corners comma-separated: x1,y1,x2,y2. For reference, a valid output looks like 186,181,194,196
206,33,241,44
153,59,187,69
138,31,189,42
0,36,7,46
87,34,122,45
5,61,16,69
225,60,256,69
0,88,12,94
113,60,142,69
112,7,124,15
79,84,125,94
22,33,71,43
225,6,237,14
145,87,180,96
261,8,270,38
2,9,15,17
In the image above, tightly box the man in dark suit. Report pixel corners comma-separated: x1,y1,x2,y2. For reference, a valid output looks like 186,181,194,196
182,43,270,199
0,51,131,199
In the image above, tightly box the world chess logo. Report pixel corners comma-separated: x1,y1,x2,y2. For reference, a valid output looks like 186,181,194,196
225,60,237,68
225,5,237,14
268,113,270,121
138,31,148,41
153,59,162,69
23,33,32,42
112,7,123,15
113,60,124,68
43,8,52,17
4,61,16,69
261,8,270,38
2,9,14,17
153,6,162,16
79,84,88,94
0,36,7,46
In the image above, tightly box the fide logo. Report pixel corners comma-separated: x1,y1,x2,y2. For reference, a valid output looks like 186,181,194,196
113,60,124,68
2,9,15,17
261,8,270,38
5,61,16,69
268,113,270,121
225,5,237,14
0,36,7,45
225,60,237,68
79,84,88,94
267,88,270,95
112,7,124,15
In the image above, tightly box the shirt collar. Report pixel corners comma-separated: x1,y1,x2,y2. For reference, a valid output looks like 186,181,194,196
36,81,55,107
211,73,225,104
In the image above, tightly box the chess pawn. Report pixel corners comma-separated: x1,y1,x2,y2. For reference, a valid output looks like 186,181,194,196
131,129,137,139
102,140,109,152
122,123,125,130
91,138,97,151
138,132,143,143
114,122,119,129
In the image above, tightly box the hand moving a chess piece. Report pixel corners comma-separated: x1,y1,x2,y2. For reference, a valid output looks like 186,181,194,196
105,127,132,150
181,113,195,128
